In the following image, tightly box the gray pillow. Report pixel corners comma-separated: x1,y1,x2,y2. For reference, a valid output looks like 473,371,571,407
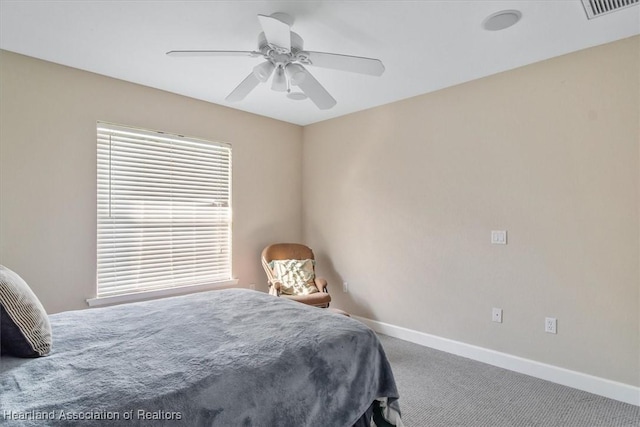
0,265,51,357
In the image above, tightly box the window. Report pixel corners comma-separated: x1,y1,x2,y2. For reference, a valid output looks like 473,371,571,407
94,122,232,302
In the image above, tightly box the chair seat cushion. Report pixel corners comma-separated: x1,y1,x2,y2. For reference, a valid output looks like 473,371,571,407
269,259,319,296
282,291,331,307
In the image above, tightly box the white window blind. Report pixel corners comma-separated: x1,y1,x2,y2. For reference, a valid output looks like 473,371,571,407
97,122,232,298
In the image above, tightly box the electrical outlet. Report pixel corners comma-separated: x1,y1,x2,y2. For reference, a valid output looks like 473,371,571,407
545,317,557,334
249,283,256,290
491,230,507,245
492,308,503,323
343,282,348,293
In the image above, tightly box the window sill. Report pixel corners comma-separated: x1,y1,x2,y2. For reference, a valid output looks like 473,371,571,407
86,279,239,308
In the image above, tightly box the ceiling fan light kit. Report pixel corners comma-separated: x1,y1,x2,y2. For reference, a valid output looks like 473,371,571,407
167,12,385,110
271,66,288,92
285,63,306,86
253,61,275,82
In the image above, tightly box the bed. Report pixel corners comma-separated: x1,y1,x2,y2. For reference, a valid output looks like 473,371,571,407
0,287,402,426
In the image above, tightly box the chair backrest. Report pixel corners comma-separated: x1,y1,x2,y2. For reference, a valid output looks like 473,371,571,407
261,243,316,285
262,243,315,262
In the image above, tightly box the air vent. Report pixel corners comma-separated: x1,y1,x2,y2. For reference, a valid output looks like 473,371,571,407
581,0,639,19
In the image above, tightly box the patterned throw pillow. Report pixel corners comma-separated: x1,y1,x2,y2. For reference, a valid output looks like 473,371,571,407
0,265,52,357
269,259,319,296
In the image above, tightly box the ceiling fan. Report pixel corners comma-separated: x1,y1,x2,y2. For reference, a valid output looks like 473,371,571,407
167,12,385,110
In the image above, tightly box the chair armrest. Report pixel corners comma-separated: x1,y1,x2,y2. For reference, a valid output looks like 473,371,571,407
268,280,282,296
314,277,328,293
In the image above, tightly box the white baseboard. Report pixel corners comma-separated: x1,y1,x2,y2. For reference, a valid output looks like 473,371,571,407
354,316,640,406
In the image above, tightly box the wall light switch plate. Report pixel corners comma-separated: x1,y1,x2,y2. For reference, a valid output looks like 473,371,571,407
491,230,507,245
545,317,557,334
492,308,503,323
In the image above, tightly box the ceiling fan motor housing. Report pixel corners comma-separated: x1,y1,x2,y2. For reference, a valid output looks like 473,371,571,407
258,32,304,61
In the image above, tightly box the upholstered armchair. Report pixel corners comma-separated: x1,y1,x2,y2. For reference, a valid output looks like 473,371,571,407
261,243,331,308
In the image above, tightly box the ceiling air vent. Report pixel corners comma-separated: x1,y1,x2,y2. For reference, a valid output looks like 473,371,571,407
581,0,639,19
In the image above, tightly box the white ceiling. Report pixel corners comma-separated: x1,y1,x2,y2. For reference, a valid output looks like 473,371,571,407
1,1,638,126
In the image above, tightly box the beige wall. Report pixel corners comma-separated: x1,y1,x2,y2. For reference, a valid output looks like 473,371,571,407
303,36,639,386
0,50,303,314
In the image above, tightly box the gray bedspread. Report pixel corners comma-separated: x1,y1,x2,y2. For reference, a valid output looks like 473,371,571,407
0,289,400,426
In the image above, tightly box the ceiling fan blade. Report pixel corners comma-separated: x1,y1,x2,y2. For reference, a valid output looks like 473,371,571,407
258,14,291,52
294,66,336,110
304,51,385,76
225,72,261,102
166,50,260,57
